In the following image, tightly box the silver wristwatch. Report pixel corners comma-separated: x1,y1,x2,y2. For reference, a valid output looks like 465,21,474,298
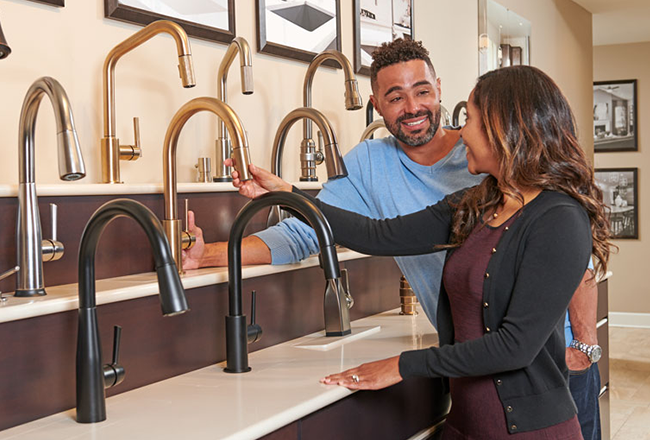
569,339,602,363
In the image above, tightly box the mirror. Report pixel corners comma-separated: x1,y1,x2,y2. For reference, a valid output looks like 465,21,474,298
478,0,531,75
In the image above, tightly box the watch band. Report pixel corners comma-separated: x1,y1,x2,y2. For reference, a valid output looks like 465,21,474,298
569,339,602,363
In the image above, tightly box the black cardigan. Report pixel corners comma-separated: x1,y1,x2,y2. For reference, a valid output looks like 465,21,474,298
293,186,592,434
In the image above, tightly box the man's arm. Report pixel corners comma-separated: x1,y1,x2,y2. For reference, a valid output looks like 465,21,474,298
566,269,599,371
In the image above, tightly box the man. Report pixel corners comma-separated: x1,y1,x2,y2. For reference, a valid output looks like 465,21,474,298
183,39,601,439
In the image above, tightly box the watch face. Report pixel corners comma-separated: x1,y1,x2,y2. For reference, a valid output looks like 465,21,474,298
590,346,603,363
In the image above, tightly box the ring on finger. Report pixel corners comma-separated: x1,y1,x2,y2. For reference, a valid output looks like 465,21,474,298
351,374,360,383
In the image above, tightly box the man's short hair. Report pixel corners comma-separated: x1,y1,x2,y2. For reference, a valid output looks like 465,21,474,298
370,39,436,92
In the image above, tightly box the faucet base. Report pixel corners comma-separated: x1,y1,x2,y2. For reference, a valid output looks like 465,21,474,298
224,315,252,373
213,176,233,182
325,329,352,337
14,287,46,297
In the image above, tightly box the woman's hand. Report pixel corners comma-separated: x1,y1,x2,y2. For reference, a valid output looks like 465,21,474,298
320,356,402,390
225,158,292,199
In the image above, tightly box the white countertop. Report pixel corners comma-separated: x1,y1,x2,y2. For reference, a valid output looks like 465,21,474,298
0,308,438,440
0,249,369,324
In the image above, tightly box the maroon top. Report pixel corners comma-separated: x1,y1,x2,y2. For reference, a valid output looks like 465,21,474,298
441,216,582,439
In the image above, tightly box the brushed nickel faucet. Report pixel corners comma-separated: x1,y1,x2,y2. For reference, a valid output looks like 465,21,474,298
76,199,189,423
225,191,351,373
360,119,387,142
214,37,254,182
299,50,362,181
268,107,343,226
101,20,196,184
163,97,252,273
16,76,86,297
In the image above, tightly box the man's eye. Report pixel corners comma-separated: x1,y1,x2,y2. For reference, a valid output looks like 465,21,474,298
390,96,402,103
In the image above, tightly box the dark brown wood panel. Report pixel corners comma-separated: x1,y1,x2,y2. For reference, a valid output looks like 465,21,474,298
0,256,402,431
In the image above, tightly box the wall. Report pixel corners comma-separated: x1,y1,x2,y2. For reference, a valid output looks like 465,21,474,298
0,0,477,187
594,41,650,320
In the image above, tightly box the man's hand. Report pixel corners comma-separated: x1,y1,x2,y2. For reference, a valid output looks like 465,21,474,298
566,269,598,371
566,346,591,371
225,159,292,199
181,210,205,270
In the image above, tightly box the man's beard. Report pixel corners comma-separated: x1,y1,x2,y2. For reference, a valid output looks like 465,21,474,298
385,108,440,147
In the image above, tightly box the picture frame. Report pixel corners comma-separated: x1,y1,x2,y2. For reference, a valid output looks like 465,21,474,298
594,168,638,239
353,0,414,75
593,79,637,152
27,0,64,6
105,0,235,45
256,0,341,66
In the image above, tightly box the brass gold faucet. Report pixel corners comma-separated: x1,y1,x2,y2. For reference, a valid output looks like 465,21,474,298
101,20,196,184
299,50,362,181
163,97,252,273
214,37,254,182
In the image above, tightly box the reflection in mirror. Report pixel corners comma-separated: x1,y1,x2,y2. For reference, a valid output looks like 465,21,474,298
478,0,531,75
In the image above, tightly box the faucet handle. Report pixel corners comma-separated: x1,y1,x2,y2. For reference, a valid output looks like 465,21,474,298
247,290,263,344
42,203,64,262
119,117,143,161
103,325,126,388
0,266,19,302
314,131,325,165
181,199,196,250
340,268,354,309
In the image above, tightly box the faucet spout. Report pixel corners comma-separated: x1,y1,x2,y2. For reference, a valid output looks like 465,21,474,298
214,37,254,182
16,76,86,297
101,20,196,184
226,191,351,373
163,97,252,272
76,199,188,424
359,119,387,142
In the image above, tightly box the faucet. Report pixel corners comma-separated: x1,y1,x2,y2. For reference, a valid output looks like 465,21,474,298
452,101,468,127
214,37,254,182
360,119,387,142
16,77,86,297
225,191,351,373
0,15,11,59
268,107,342,226
163,97,252,273
101,20,196,184
299,50,362,181
76,199,189,423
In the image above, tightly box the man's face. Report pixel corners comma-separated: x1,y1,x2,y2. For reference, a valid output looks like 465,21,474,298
370,60,441,147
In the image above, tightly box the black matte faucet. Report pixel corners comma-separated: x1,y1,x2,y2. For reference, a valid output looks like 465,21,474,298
225,191,351,373
76,199,189,423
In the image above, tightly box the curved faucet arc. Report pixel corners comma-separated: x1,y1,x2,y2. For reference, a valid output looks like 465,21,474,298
16,76,86,297
101,20,196,184
214,37,254,182
163,97,252,272
76,198,188,424
359,118,387,143
226,191,350,373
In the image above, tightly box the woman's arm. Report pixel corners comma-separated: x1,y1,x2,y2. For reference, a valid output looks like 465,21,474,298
399,204,593,379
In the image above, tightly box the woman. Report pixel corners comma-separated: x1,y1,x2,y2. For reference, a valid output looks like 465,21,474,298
229,66,612,438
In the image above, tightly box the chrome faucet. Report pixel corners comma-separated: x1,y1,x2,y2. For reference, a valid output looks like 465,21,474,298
76,199,189,423
16,77,86,297
299,50,362,181
225,191,351,373
163,97,252,273
214,37,254,182
268,107,343,226
101,20,196,184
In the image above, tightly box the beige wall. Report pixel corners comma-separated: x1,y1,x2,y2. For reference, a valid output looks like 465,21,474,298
0,0,591,188
594,42,650,315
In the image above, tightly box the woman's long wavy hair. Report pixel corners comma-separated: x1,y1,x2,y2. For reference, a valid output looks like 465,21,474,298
450,66,612,276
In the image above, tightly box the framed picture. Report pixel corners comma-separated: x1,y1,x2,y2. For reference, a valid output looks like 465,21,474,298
256,0,341,66
595,168,638,239
105,0,235,44
353,0,414,75
593,79,637,152
27,0,64,6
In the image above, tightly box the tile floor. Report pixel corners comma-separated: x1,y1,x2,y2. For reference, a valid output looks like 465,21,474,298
609,326,650,439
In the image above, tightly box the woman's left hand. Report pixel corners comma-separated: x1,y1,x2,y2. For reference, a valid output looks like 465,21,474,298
320,356,402,390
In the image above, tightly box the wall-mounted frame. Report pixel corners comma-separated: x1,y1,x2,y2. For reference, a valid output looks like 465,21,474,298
595,167,638,239
256,0,341,66
593,79,637,152
27,0,64,6
105,0,235,44
353,0,414,76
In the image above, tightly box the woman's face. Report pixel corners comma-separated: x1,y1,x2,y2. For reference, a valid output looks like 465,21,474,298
460,92,500,177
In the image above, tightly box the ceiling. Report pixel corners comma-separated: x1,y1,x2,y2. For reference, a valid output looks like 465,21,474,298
572,0,650,46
